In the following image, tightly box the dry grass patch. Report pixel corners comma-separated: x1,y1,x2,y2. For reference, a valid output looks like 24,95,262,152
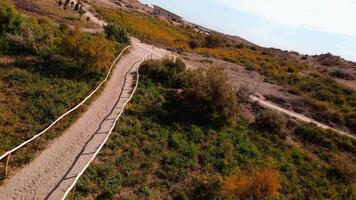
13,0,99,29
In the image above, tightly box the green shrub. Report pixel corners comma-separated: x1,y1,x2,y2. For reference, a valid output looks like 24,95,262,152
6,18,59,55
294,124,335,149
140,59,186,88
204,33,227,48
189,39,200,49
61,29,116,72
189,125,204,142
254,110,289,138
0,1,25,34
330,155,356,183
182,67,239,127
104,24,130,43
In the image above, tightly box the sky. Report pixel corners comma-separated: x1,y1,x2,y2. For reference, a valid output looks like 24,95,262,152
139,0,356,61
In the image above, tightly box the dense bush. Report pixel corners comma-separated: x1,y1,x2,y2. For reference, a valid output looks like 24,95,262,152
254,110,289,138
182,67,239,127
204,33,226,48
104,24,130,44
188,39,202,49
222,167,281,199
330,155,356,183
140,59,186,88
294,123,356,153
0,1,24,34
6,18,59,55
140,60,239,127
61,29,115,72
0,1,61,55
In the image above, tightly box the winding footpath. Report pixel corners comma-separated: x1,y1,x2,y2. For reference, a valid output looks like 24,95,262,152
250,95,355,139
0,41,169,200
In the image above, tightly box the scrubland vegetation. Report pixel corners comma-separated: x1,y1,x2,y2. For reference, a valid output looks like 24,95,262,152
75,59,355,200
93,6,356,133
95,7,200,48
0,0,128,176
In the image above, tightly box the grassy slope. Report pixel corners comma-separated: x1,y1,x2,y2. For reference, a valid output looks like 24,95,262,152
74,66,355,200
13,0,99,29
95,7,356,133
0,57,103,155
96,7,199,48
0,1,125,180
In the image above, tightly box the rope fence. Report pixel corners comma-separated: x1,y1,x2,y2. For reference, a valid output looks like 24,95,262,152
61,53,153,200
0,45,131,176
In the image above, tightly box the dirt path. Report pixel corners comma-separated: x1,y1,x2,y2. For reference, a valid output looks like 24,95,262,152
251,95,355,139
0,41,169,200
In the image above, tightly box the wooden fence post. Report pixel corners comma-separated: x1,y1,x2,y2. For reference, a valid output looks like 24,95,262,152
4,154,11,177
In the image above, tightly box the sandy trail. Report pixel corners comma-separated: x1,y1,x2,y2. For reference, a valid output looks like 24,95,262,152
0,41,169,200
250,95,355,139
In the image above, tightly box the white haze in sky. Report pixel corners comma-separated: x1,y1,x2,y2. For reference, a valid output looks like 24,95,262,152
140,0,356,61
216,0,356,38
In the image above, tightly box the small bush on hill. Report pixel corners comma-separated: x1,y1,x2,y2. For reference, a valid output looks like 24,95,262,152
0,1,25,34
345,112,356,133
182,67,239,127
140,60,239,127
294,123,356,153
6,18,59,55
104,24,130,44
188,39,201,49
1,1,55,55
330,155,356,183
222,167,281,199
140,59,186,88
254,110,289,138
204,33,226,48
61,29,115,73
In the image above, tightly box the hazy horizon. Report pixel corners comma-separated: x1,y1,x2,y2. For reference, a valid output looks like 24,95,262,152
140,0,356,62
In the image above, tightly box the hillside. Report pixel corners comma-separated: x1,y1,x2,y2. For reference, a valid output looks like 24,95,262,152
0,0,127,179
89,0,356,135
74,59,355,199
0,0,355,199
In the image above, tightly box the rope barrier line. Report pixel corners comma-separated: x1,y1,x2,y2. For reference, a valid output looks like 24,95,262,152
0,45,131,162
61,53,152,200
